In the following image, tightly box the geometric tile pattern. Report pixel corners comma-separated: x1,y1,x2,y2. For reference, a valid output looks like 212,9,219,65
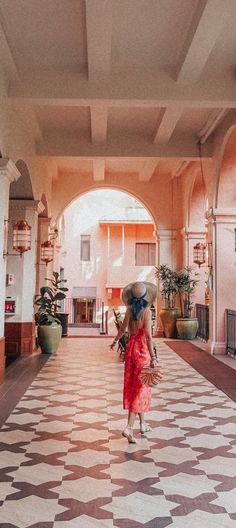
0,337,236,526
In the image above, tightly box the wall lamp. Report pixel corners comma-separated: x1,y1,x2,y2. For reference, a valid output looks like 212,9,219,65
3,219,31,258
40,225,58,265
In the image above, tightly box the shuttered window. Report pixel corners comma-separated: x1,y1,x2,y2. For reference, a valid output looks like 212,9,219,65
135,243,156,265
80,235,90,261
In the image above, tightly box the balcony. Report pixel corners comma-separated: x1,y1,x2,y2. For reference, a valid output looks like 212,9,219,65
106,265,155,288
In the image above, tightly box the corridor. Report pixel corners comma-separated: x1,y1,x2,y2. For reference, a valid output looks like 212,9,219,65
0,338,236,527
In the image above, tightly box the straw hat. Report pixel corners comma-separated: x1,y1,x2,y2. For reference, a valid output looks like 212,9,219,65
122,281,157,306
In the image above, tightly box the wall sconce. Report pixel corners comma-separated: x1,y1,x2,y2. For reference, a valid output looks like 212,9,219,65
41,240,54,265
3,219,31,257
49,226,58,241
193,242,206,268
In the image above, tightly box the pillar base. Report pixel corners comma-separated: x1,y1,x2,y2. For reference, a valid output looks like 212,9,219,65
0,337,5,383
4,322,36,364
206,340,226,355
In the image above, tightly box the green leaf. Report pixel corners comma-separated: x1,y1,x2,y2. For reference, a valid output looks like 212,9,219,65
54,292,66,301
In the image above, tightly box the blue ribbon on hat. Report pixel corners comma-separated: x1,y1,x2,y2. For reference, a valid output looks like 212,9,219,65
127,290,148,320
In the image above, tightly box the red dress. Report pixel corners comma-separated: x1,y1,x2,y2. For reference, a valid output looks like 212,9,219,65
123,328,151,413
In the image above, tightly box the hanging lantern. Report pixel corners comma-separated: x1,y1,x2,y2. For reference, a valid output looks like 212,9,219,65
193,242,206,267
41,240,54,265
12,220,31,254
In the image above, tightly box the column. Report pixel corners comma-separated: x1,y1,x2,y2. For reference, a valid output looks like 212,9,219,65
206,208,236,355
153,228,179,336
121,224,125,264
181,227,207,309
0,159,20,381
36,217,53,294
5,199,44,360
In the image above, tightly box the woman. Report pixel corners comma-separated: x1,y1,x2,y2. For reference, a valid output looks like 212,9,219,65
110,281,158,443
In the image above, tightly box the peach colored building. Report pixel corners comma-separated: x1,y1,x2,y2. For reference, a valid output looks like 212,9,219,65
59,190,156,335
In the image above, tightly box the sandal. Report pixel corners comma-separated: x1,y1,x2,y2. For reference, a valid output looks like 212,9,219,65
122,426,137,443
140,423,152,434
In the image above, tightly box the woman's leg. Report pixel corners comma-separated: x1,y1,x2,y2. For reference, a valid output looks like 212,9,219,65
122,411,137,443
127,411,136,428
138,412,152,433
138,412,144,425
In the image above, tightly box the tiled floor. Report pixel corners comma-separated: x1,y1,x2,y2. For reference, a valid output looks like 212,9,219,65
1,338,236,527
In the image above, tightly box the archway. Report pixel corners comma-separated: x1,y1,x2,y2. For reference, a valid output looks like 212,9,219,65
56,188,157,336
10,160,34,199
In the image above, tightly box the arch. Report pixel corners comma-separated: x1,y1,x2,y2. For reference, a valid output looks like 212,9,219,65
55,184,157,229
215,126,236,208
10,159,34,199
212,111,236,208
188,168,207,230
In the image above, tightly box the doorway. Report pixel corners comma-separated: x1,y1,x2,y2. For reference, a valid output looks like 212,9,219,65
74,298,95,324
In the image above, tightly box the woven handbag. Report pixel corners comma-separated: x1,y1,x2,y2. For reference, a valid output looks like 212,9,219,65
139,366,162,387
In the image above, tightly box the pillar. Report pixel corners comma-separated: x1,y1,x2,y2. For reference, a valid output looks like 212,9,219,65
4,199,44,361
36,217,53,294
206,208,236,355
153,228,180,336
181,227,207,310
0,159,20,380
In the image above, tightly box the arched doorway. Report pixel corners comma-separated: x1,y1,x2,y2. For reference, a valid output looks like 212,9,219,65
56,189,157,336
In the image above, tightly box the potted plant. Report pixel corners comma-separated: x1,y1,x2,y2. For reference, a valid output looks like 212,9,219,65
34,271,68,354
175,267,199,339
154,264,181,338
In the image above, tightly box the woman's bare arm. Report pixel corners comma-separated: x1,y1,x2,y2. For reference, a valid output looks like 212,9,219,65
144,309,157,363
110,307,130,349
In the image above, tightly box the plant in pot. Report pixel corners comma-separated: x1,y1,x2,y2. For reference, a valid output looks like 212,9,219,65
154,264,181,338
34,271,68,354
175,267,199,340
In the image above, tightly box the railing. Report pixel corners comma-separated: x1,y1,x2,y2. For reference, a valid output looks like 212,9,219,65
196,303,209,342
226,309,236,357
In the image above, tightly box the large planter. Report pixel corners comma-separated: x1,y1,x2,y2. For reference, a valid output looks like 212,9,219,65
38,324,62,354
57,313,69,336
176,318,199,340
159,308,182,338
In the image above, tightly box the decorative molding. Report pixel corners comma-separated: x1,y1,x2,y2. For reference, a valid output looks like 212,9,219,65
206,208,236,224
154,229,178,241
0,159,20,183
9,199,44,215
180,227,207,239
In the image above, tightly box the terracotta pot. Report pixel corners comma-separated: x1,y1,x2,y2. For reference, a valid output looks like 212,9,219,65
159,308,182,338
176,318,199,340
38,324,62,354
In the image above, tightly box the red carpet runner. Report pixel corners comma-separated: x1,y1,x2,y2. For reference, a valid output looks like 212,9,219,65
165,340,236,402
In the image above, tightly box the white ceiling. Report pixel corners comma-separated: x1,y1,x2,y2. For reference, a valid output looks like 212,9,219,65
1,0,236,182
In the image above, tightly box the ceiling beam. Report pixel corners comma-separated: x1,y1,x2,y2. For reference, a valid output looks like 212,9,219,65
153,108,183,144
11,102,43,140
90,107,108,143
85,0,112,81
36,133,212,159
176,0,235,83
93,159,105,181
139,160,158,182
9,71,236,109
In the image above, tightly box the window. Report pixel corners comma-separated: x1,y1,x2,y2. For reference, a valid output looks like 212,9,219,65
135,243,156,266
80,235,90,261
